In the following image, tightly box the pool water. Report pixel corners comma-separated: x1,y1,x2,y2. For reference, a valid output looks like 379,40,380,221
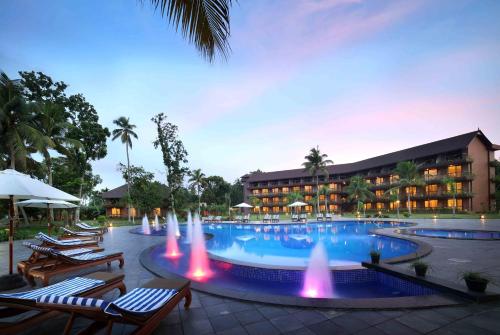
402,228,500,240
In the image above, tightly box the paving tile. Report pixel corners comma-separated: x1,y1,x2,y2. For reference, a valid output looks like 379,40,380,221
307,320,349,335
183,318,214,335
292,310,328,326
226,301,255,313
205,303,232,317
245,320,281,335
433,306,473,320
428,320,497,335
209,314,241,332
234,309,265,325
216,325,249,335
331,313,371,333
353,327,387,335
283,327,316,335
465,311,500,334
269,314,304,333
396,313,444,333
258,305,289,319
375,319,422,335
350,311,391,326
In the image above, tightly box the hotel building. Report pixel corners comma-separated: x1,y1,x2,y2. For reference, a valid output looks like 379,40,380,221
242,130,498,214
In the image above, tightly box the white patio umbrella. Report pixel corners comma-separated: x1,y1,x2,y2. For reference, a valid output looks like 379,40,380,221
16,199,79,235
0,169,80,288
233,202,253,208
288,201,308,217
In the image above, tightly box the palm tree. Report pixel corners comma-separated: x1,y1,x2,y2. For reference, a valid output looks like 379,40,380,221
188,168,206,214
442,176,458,217
285,191,304,216
345,175,374,216
34,102,82,185
384,186,400,218
147,0,233,62
302,146,333,215
0,72,48,170
319,184,330,213
394,161,424,215
249,195,262,219
112,117,138,223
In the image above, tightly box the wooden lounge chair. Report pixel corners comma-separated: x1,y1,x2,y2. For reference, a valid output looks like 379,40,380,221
243,214,250,223
76,222,108,234
316,213,324,221
325,213,333,221
262,214,271,223
36,232,99,249
18,242,104,276
291,214,299,222
272,214,280,223
300,213,308,223
36,277,191,335
61,227,103,242
25,244,124,286
0,271,125,335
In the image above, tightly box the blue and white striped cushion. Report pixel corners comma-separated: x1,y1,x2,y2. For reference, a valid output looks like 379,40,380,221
0,277,105,301
76,223,99,230
58,248,93,257
37,233,83,245
63,227,97,236
105,288,178,315
68,252,109,261
28,244,54,255
36,294,110,308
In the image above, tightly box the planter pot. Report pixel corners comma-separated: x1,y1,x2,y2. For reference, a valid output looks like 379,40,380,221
414,265,428,277
465,278,488,292
370,254,380,264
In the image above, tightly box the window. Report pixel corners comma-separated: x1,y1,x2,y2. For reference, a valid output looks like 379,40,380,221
364,203,372,210
304,185,312,192
329,183,338,190
406,201,417,209
282,206,289,213
405,186,417,195
154,208,161,215
130,208,136,217
319,194,325,201
111,208,121,216
425,200,438,208
253,207,260,213
262,206,269,213
319,205,326,211
425,184,438,195
390,201,399,210
272,206,280,213
447,198,463,210
272,188,279,194
304,205,313,213
262,198,269,204
390,175,399,184
447,182,463,193
329,194,338,201
282,187,289,194
252,189,260,195
304,195,312,201
376,177,384,185
273,197,280,203
424,169,438,178
293,186,301,192
448,165,462,177
375,190,384,197
365,179,372,184
376,203,384,209
329,204,338,212
262,189,269,194
282,197,289,204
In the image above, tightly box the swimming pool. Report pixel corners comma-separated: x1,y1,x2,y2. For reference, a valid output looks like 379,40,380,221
399,228,500,240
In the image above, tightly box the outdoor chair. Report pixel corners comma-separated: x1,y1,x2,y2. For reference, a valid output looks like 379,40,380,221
204,216,214,223
325,213,333,221
0,271,125,335
316,213,324,221
76,221,108,234
61,227,103,242
300,214,308,223
291,214,299,222
214,215,222,223
262,214,271,223
35,277,191,335
235,215,242,222
243,214,250,223
36,232,99,249
272,214,280,223
24,244,124,286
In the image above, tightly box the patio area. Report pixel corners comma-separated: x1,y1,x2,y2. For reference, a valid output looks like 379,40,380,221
1,218,500,335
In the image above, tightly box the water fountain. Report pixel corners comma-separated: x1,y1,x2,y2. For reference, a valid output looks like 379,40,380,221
301,241,333,298
187,213,212,280
165,213,181,258
141,215,151,235
184,211,193,244
154,214,160,231
173,212,181,237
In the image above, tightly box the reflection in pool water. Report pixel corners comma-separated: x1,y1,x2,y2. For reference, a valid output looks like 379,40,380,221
402,228,500,240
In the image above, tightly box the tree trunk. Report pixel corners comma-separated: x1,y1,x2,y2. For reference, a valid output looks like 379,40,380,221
396,195,400,218
47,156,54,222
9,147,20,228
453,194,456,217
198,186,201,215
316,176,320,214
407,194,411,215
126,144,131,223
75,174,84,222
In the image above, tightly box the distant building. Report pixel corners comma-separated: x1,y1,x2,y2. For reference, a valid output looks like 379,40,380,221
241,130,498,214
101,184,168,218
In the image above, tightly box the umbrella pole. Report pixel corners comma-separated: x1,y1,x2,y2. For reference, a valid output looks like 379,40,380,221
47,203,52,235
8,195,14,274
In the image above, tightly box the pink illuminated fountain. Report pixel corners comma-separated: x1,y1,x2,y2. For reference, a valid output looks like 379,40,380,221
141,215,151,235
165,213,181,258
184,211,193,244
187,213,213,280
301,241,333,298
173,212,181,237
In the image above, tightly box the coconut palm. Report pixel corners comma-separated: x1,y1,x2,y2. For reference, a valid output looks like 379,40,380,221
442,176,458,217
146,0,233,62
0,72,49,170
393,161,424,215
384,186,400,218
188,168,206,214
302,146,333,215
112,117,138,222
345,175,374,216
319,184,330,214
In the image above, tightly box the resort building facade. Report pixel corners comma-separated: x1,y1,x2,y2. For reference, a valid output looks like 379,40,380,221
242,130,498,214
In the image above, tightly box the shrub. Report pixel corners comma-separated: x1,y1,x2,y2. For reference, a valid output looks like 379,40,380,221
96,215,107,224
403,212,410,218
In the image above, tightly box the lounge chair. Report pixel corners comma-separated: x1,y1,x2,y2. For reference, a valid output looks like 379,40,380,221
61,227,103,242
262,214,271,223
316,213,324,221
18,241,103,276
214,215,222,223
291,214,299,222
36,232,99,249
300,214,308,223
24,244,124,286
204,215,214,223
35,277,191,335
0,271,125,335
235,215,242,222
243,214,250,223
325,213,333,221
272,214,280,223
76,221,108,234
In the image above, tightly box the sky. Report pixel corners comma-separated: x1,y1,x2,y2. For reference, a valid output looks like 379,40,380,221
1,0,499,189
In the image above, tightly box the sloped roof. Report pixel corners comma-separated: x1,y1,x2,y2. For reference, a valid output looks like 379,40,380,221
101,184,128,199
246,130,493,182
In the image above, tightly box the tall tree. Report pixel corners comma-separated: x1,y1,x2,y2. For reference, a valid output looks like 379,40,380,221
146,0,233,62
345,175,374,215
302,146,333,214
394,161,424,215
188,168,206,214
112,117,138,223
201,175,231,205
384,186,400,218
151,113,189,213
229,178,244,205
248,195,262,219
19,71,68,106
442,176,458,217
319,184,330,213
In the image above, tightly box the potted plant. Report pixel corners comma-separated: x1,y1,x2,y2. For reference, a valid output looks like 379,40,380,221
370,250,381,264
461,272,489,292
410,260,429,277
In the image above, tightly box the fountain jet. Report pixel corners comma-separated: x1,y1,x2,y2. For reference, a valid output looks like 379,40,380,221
173,212,181,237
187,213,212,280
301,241,333,298
154,214,160,231
165,213,181,258
141,215,151,235
184,211,193,244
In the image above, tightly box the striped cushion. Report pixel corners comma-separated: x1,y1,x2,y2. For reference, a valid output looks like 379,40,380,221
36,294,110,309
62,227,97,236
27,244,54,255
68,252,109,261
0,277,105,301
58,248,93,257
37,233,84,245
105,288,178,315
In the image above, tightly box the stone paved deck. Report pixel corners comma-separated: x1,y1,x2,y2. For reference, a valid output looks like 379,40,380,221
1,219,500,334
